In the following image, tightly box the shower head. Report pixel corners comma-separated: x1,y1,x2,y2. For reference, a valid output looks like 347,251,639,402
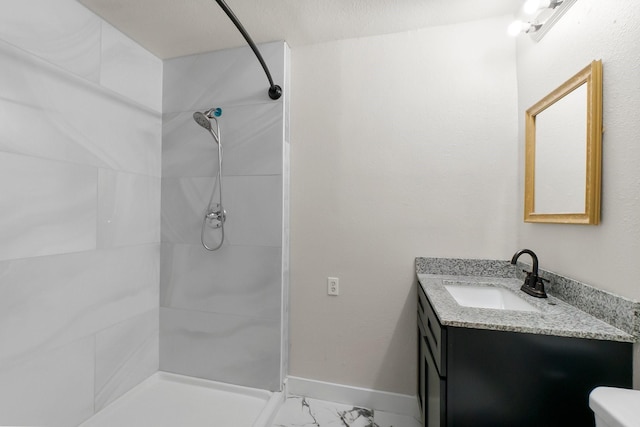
193,107,222,131
193,111,212,131
193,108,222,145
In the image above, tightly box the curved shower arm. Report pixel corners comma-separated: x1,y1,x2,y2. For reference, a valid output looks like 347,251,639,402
214,0,283,100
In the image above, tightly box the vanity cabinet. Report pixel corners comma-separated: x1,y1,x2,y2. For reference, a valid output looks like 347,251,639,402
417,285,632,427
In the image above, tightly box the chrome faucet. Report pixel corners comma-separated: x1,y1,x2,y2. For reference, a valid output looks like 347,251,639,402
511,249,548,298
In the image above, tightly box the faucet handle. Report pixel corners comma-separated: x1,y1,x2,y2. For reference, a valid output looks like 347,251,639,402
533,276,548,296
522,270,535,288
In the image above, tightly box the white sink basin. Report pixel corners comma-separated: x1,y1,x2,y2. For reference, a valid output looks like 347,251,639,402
444,284,540,313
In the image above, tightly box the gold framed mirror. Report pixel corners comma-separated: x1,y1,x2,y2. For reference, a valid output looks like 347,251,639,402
524,60,603,224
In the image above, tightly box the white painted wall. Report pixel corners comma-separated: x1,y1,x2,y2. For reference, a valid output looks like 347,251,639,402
290,16,519,394
516,0,640,299
515,0,640,387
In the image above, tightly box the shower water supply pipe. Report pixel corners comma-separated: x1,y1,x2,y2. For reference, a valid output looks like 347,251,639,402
213,0,282,100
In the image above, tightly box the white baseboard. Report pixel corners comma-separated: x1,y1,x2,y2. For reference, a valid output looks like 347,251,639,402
286,376,420,419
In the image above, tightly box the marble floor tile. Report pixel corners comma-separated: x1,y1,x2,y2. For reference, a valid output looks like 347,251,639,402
272,396,421,427
373,410,422,427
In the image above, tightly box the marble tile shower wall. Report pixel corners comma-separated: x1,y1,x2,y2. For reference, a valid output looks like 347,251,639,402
0,1,162,426
161,41,289,391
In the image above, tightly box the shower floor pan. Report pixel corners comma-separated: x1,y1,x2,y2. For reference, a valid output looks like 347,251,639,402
80,372,282,427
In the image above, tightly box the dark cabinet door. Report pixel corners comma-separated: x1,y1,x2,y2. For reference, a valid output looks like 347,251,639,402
446,327,632,427
418,323,426,419
425,341,446,427
419,309,446,427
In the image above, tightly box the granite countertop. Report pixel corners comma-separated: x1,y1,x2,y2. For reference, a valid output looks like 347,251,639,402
418,273,635,343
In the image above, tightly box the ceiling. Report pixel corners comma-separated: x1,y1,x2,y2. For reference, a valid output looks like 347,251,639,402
78,0,520,59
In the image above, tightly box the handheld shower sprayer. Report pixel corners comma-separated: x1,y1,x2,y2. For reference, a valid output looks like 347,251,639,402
193,111,212,131
193,108,222,143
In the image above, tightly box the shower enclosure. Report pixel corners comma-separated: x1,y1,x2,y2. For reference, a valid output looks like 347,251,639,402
0,1,288,423
160,41,290,392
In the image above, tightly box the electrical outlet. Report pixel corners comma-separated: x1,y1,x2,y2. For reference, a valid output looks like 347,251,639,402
327,277,339,296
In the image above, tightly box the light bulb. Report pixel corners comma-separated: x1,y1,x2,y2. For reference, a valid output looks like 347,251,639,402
508,20,525,37
507,20,542,36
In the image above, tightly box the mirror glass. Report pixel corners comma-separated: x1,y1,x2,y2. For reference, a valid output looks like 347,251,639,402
524,60,602,224
534,84,587,213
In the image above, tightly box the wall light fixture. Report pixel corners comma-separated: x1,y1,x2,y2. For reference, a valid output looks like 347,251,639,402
523,0,563,15
507,20,542,37
508,0,576,41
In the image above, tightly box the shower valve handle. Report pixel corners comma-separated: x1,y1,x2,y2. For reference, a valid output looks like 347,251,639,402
205,205,226,227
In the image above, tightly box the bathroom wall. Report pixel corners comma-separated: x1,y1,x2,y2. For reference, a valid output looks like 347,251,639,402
160,41,289,391
0,1,162,426
289,15,518,395
514,0,640,386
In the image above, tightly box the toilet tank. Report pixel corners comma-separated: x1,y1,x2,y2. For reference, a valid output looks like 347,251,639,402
589,387,640,427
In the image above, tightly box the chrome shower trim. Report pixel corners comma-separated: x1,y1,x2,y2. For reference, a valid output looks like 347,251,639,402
193,108,225,251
